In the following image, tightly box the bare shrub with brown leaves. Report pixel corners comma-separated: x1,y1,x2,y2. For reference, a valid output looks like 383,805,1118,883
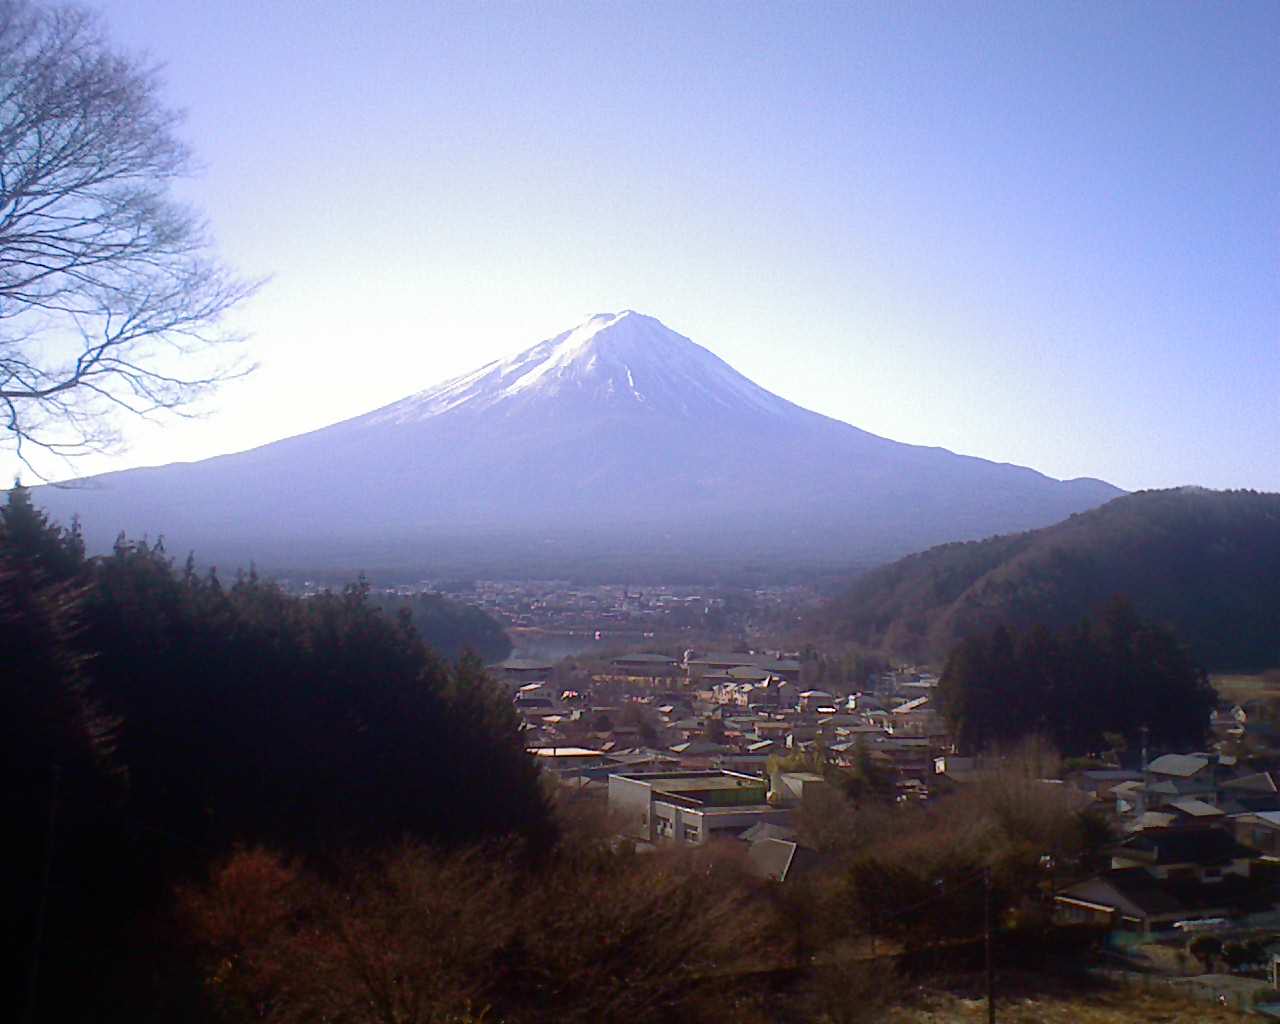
180,844,521,1023
837,746,1110,948
180,841,783,1024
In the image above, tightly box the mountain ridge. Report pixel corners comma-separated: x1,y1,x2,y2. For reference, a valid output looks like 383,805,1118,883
816,487,1280,670
32,311,1124,576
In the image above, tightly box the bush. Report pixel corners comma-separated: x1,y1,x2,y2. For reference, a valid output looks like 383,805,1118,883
1189,935,1223,968
181,842,784,1024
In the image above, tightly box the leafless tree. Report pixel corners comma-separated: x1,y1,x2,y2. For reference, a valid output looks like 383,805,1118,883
0,0,260,474
181,842,782,1024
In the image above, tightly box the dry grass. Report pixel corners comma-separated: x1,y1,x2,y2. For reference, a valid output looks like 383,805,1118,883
880,988,1252,1023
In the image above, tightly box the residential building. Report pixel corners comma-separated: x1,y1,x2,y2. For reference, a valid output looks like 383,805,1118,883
1055,827,1262,935
608,770,791,846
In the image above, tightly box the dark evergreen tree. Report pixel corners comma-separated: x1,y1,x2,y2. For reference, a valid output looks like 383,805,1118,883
937,634,991,751
1,482,85,581
2,488,555,1020
72,540,552,860
1,495,123,1024
938,598,1213,755
370,589,513,663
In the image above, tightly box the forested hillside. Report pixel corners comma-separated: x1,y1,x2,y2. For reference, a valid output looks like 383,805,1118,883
371,590,512,663
2,486,549,1020
938,599,1214,755
818,488,1280,671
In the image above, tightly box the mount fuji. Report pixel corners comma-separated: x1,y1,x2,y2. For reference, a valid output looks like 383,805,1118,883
34,311,1122,578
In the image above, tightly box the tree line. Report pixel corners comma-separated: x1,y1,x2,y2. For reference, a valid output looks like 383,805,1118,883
821,488,1280,672
370,589,513,664
2,485,550,1021
937,597,1215,756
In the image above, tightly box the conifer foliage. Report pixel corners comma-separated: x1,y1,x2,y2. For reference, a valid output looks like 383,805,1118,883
937,597,1215,755
1,485,551,1021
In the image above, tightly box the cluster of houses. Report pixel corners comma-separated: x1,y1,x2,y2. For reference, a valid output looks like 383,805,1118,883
497,651,949,799
1055,750,1280,937
494,652,956,880
495,642,1280,1014
504,651,1280,976
1044,696,1280,947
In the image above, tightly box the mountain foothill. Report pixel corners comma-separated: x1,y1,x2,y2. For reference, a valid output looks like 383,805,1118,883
817,486,1280,672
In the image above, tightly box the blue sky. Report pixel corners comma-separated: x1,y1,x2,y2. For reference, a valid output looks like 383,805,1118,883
17,0,1278,490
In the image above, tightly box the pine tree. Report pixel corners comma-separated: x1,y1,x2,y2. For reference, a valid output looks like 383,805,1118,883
1,483,85,581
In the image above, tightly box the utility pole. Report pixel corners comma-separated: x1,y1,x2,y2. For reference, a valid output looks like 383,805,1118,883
1137,723,1150,817
984,865,995,1024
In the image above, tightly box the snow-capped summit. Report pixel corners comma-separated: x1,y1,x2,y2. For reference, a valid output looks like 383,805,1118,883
34,311,1123,575
365,310,799,425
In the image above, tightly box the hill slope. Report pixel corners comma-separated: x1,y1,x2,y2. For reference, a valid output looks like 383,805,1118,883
819,488,1280,671
33,311,1121,577
369,591,511,664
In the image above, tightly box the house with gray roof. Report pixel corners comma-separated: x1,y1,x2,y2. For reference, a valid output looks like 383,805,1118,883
1056,826,1265,935
745,838,824,883
738,821,797,844
1148,753,1211,778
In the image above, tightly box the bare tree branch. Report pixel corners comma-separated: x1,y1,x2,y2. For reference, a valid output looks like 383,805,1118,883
0,0,263,476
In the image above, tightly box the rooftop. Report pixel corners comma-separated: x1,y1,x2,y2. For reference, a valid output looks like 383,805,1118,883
613,769,768,808
1148,753,1210,778
497,658,556,671
738,821,797,843
1168,798,1224,818
748,838,798,882
688,653,761,666
1113,827,1255,866
1060,867,1261,920
612,653,678,665
1223,771,1278,794
529,746,606,758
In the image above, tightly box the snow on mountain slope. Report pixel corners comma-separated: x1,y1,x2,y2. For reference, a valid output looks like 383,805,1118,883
360,311,812,427
30,310,1125,574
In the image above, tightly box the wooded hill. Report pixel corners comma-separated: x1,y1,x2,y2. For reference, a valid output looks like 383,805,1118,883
818,488,1280,672
371,590,513,663
2,487,550,1020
